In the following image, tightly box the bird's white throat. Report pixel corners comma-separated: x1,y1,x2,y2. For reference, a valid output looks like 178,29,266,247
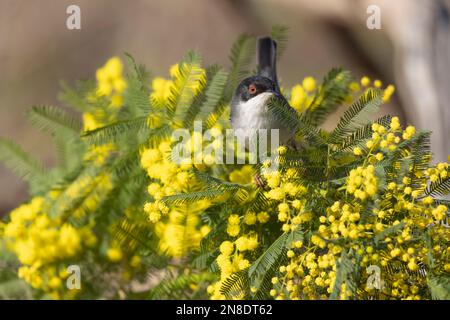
232,92,274,131
231,91,283,149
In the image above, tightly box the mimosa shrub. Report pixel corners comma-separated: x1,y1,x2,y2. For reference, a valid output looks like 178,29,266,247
0,28,448,300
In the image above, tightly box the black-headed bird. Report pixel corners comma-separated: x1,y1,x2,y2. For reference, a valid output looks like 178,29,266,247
230,37,296,150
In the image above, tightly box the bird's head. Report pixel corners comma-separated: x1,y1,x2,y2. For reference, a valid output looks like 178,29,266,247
233,75,277,104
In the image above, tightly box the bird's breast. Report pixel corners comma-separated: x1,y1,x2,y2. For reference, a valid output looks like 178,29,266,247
231,92,292,147
231,92,273,132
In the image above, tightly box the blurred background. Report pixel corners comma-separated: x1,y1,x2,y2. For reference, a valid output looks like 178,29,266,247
1,0,449,214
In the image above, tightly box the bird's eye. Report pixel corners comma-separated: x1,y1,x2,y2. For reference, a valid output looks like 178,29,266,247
248,84,257,94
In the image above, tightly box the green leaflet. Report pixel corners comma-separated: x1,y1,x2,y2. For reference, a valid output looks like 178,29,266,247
428,275,450,300
329,89,382,144
248,229,304,293
0,138,49,193
26,105,82,134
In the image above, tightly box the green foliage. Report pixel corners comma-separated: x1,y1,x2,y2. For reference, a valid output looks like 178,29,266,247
425,176,450,197
194,68,229,128
330,250,359,299
171,51,206,126
428,275,450,300
329,89,382,144
249,229,303,295
267,95,302,134
58,80,96,112
123,53,152,117
82,117,150,145
148,272,216,299
162,190,225,206
303,68,353,126
26,105,82,135
225,34,256,99
271,25,289,59
220,269,250,299
0,246,33,299
0,138,49,193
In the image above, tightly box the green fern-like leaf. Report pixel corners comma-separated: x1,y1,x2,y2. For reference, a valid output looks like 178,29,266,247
384,131,431,184
47,165,107,219
82,116,150,145
329,89,382,144
193,169,249,192
428,275,450,300
225,34,256,99
266,97,325,147
332,115,392,155
0,138,48,191
148,272,217,299
271,25,289,60
406,132,431,187
194,68,228,124
124,52,150,86
183,64,220,128
114,218,154,253
26,105,82,135
123,53,152,117
330,250,360,299
220,269,250,299
303,68,353,126
58,80,96,112
249,229,303,292
161,189,224,206
53,131,84,172
266,96,301,134
424,175,450,197
245,26,289,79
170,51,206,126
433,199,450,207
374,221,406,244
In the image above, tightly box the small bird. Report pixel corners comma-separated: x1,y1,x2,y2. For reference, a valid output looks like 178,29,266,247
230,37,296,151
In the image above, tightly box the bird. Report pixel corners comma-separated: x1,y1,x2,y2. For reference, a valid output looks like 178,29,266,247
230,37,297,153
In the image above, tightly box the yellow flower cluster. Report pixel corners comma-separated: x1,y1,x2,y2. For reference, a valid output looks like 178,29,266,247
208,210,265,299
270,195,449,300
266,121,449,300
95,56,127,105
82,57,128,176
58,172,113,218
288,77,316,112
360,76,395,102
151,77,173,106
83,112,103,132
141,141,211,257
150,62,206,109
2,56,132,298
229,165,254,184
140,61,225,259
208,236,258,300
289,75,395,114
354,117,412,163
270,242,339,300
426,162,449,183
346,165,378,200
83,143,116,166
4,51,447,301
262,167,309,232
84,57,127,132
3,197,96,298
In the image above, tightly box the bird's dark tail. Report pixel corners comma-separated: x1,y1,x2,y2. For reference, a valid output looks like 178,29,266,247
257,37,279,90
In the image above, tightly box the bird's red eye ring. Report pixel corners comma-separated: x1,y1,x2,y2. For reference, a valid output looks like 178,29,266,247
248,84,257,94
